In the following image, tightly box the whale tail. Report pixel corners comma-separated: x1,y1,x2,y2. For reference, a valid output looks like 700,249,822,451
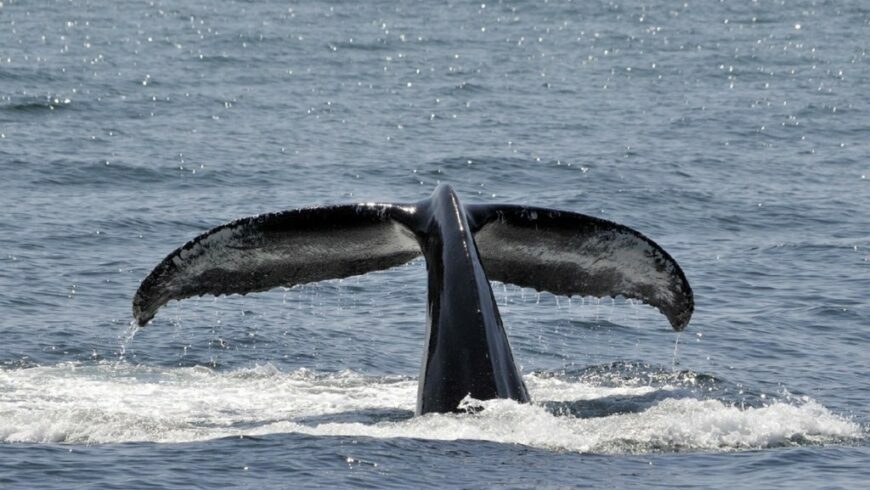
132,186,693,414
133,201,692,330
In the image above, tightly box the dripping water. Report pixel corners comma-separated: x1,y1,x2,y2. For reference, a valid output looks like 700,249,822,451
672,332,682,370
118,319,140,361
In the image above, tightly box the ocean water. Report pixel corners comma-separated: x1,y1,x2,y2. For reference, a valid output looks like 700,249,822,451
1,0,867,487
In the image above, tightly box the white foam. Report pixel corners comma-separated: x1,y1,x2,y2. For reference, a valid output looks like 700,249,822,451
0,363,862,452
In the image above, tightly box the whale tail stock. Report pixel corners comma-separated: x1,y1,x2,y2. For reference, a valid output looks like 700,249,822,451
132,185,693,414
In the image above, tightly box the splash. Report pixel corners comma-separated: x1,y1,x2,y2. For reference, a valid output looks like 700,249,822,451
0,363,862,452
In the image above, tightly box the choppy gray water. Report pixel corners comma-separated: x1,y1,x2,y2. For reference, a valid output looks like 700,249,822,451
1,0,868,487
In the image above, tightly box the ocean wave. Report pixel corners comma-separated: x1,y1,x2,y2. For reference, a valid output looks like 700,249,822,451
0,94,79,113
0,363,861,451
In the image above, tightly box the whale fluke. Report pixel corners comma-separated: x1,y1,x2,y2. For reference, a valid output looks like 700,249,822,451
133,204,420,326
467,204,693,331
133,185,694,414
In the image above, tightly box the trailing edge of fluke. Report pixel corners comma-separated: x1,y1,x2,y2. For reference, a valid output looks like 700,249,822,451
133,184,693,414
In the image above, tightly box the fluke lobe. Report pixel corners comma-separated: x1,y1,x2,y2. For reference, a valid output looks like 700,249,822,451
133,184,693,414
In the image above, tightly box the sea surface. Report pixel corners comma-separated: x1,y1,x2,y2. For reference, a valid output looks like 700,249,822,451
1,0,868,488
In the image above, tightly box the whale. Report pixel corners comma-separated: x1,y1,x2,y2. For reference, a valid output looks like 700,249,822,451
133,184,693,414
